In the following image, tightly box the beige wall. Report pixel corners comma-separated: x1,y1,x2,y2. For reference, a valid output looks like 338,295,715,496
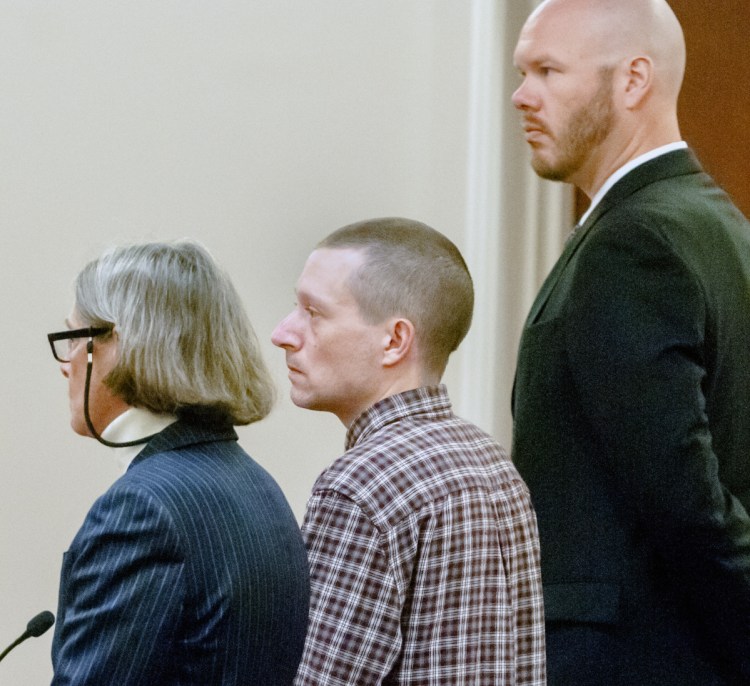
0,2,558,683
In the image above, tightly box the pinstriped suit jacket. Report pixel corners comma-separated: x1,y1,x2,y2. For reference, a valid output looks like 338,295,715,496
51,420,309,685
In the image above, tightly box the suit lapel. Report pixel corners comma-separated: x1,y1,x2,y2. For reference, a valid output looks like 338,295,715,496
525,148,704,326
526,223,590,324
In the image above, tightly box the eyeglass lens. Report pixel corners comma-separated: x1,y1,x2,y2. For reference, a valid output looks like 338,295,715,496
53,337,79,362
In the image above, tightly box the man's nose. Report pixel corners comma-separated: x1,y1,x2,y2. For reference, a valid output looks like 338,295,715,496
511,78,535,110
271,312,299,350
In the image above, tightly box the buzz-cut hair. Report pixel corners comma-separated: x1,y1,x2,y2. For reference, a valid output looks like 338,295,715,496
74,240,275,425
317,217,474,377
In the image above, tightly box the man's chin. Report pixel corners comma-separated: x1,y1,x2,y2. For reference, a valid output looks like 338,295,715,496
289,391,330,415
289,389,312,410
531,156,568,182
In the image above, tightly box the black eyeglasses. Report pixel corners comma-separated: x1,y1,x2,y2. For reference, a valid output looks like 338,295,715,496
47,327,112,363
48,324,155,448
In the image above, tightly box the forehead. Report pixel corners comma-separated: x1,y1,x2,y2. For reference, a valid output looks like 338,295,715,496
521,1,625,69
514,3,595,67
296,248,365,303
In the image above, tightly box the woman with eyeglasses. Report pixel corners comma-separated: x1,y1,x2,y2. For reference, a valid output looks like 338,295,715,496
47,240,309,685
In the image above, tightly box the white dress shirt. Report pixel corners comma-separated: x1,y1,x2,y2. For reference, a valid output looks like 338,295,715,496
579,141,688,227
102,408,177,472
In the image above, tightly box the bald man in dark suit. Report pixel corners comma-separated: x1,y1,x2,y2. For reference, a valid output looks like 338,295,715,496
511,1,750,683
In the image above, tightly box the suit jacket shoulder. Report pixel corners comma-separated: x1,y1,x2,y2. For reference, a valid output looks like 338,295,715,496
52,420,309,685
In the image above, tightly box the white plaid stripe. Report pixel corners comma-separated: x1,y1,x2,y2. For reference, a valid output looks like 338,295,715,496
294,386,545,685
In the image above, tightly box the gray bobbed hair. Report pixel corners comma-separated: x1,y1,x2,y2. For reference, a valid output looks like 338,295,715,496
74,240,275,425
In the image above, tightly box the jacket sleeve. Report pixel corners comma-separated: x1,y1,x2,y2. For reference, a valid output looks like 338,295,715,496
51,486,185,685
565,221,750,680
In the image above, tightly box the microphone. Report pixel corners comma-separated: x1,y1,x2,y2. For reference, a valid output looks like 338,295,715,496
0,611,55,663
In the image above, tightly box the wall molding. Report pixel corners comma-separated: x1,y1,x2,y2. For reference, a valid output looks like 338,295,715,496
457,0,572,444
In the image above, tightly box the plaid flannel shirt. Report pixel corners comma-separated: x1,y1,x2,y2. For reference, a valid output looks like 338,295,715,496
294,385,545,685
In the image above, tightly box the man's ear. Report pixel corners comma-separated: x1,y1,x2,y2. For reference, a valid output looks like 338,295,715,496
622,55,653,109
382,318,415,368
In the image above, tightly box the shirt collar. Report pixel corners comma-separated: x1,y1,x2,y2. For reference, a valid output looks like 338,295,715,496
102,407,178,472
578,141,688,227
345,385,452,450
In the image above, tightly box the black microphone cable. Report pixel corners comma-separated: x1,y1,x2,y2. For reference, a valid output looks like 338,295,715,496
0,611,55,663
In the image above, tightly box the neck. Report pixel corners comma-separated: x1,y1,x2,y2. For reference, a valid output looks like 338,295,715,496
575,113,681,198
340,365,440,428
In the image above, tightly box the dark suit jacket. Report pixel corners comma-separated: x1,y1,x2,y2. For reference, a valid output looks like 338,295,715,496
513,149,750,685
51,420,309,685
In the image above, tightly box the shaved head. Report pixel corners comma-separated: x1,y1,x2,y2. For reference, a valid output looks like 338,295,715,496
527,0,685,103
513,0,686,195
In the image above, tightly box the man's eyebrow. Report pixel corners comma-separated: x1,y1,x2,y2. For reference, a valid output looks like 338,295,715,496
517,51,559,68
295,286,313,300
527,55,554,68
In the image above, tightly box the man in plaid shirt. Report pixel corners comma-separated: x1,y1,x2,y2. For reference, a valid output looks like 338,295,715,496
272,217,545,685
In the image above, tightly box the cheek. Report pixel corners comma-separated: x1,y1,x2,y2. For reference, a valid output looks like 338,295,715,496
337,334,381,373
66,360,84,390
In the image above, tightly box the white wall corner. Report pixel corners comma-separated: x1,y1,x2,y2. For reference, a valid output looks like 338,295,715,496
456,0,572,446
